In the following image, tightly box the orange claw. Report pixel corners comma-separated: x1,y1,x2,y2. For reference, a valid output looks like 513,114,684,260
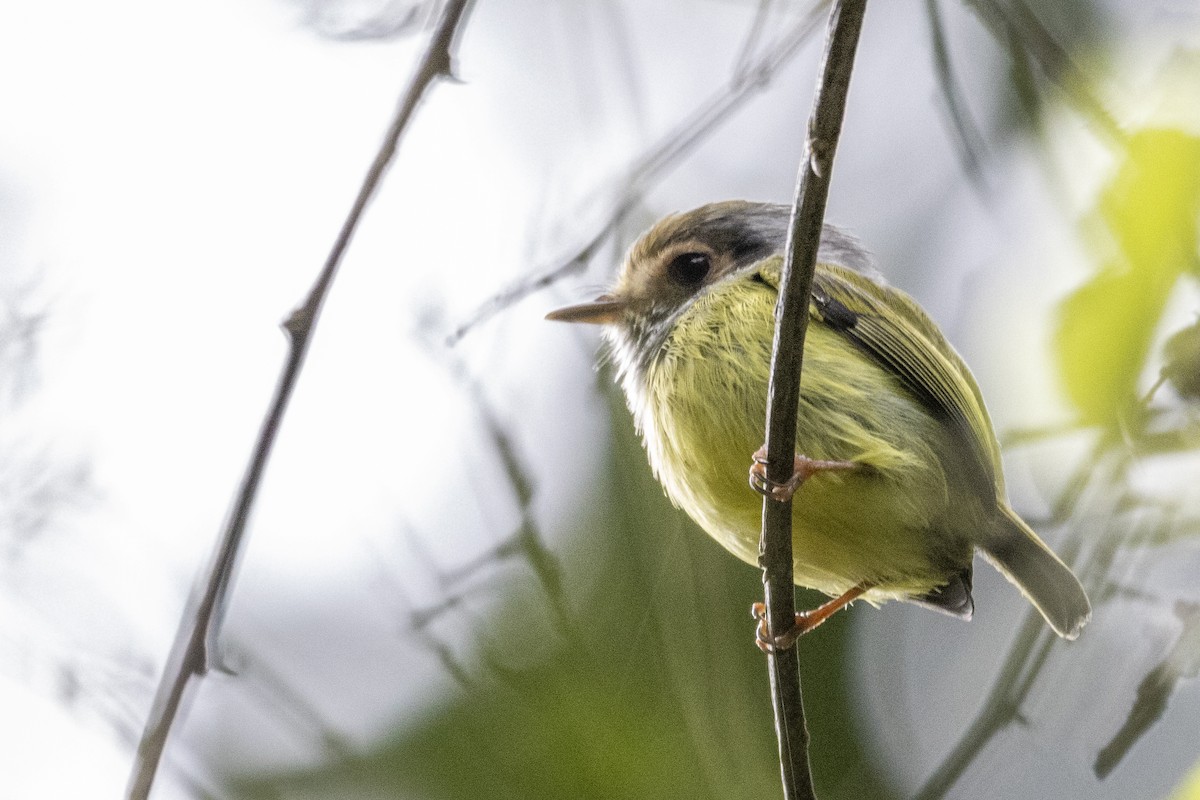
751,585,871,652
748,447,857,502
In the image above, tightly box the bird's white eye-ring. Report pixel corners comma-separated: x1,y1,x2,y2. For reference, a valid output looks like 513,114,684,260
667,252,711,287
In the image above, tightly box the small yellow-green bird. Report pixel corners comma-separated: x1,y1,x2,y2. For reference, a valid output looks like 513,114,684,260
547,201,1090,642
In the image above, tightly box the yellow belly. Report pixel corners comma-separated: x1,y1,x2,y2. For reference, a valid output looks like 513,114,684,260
634,277,975,603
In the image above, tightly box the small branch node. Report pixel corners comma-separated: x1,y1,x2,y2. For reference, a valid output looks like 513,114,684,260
807,137,830,179
282,307,312,342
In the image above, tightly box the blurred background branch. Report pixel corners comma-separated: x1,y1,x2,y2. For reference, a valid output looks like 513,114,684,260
124,2,476,797
445,1,829,345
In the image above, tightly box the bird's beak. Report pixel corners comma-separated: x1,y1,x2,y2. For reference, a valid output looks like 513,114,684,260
545,294,626,325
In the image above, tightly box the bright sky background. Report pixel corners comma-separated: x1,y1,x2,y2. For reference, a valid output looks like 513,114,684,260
0,1,745,794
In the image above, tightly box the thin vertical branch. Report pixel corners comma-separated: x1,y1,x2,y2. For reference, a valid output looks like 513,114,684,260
758,2,868,799
124,2,476,798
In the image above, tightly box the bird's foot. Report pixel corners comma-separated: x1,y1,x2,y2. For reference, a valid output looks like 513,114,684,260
751,584,871,653
748,447,857,502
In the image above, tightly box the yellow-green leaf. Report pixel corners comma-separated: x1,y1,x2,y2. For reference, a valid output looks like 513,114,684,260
1170,760,1200,800
1055,128,1200,425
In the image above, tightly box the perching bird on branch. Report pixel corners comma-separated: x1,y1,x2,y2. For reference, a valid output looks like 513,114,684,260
548,201,1090,646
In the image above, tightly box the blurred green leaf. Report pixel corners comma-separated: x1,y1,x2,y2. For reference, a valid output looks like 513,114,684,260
1171,760,1200,800
1055,128,1200,425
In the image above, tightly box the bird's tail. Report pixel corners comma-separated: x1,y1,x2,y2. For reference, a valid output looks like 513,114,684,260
979,506,1091,640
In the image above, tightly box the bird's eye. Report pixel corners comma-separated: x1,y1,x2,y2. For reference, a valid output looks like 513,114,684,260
667,252,712,287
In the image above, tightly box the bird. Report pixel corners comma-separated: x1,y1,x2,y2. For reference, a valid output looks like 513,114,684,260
546,200,1091,646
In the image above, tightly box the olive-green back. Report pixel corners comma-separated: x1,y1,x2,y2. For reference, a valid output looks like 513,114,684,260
758,257,1005,500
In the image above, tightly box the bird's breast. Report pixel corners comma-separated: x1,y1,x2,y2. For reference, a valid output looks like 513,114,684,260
626,276,972,597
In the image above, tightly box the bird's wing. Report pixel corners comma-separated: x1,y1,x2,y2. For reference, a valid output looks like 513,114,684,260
756,257,1004,498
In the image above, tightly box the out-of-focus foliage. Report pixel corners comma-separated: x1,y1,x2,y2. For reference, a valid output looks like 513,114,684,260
1162,320,1200,400
961,0,1114,140
1172,760,1200,800
0,278,94,555
234,386,896,800
1055,127,1200,425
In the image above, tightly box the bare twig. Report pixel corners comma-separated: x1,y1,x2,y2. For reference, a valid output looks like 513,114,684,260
123,2,476,797
732,0,777,85
911,596,1046,800
237,650,356,759
1095,599,1200,778
922,0,990,195
963,0,1123,143
911,519,1103,800
445,2,830,346
414,324,573,632
758,3,868,799
914,441,1126,800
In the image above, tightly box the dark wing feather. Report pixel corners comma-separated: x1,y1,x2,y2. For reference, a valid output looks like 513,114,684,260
748,257,1004,499
808,263,1004,498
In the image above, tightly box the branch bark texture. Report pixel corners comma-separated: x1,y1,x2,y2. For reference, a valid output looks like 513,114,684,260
124,2,475,797
758,2,868,799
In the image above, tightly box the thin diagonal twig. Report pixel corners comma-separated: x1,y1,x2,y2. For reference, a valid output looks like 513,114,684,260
733,0,778,84
445,2,830,346
913,439,1126,800
923,0,990,195
758,2,868,799
963,0,1123,144
123,3,476,797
